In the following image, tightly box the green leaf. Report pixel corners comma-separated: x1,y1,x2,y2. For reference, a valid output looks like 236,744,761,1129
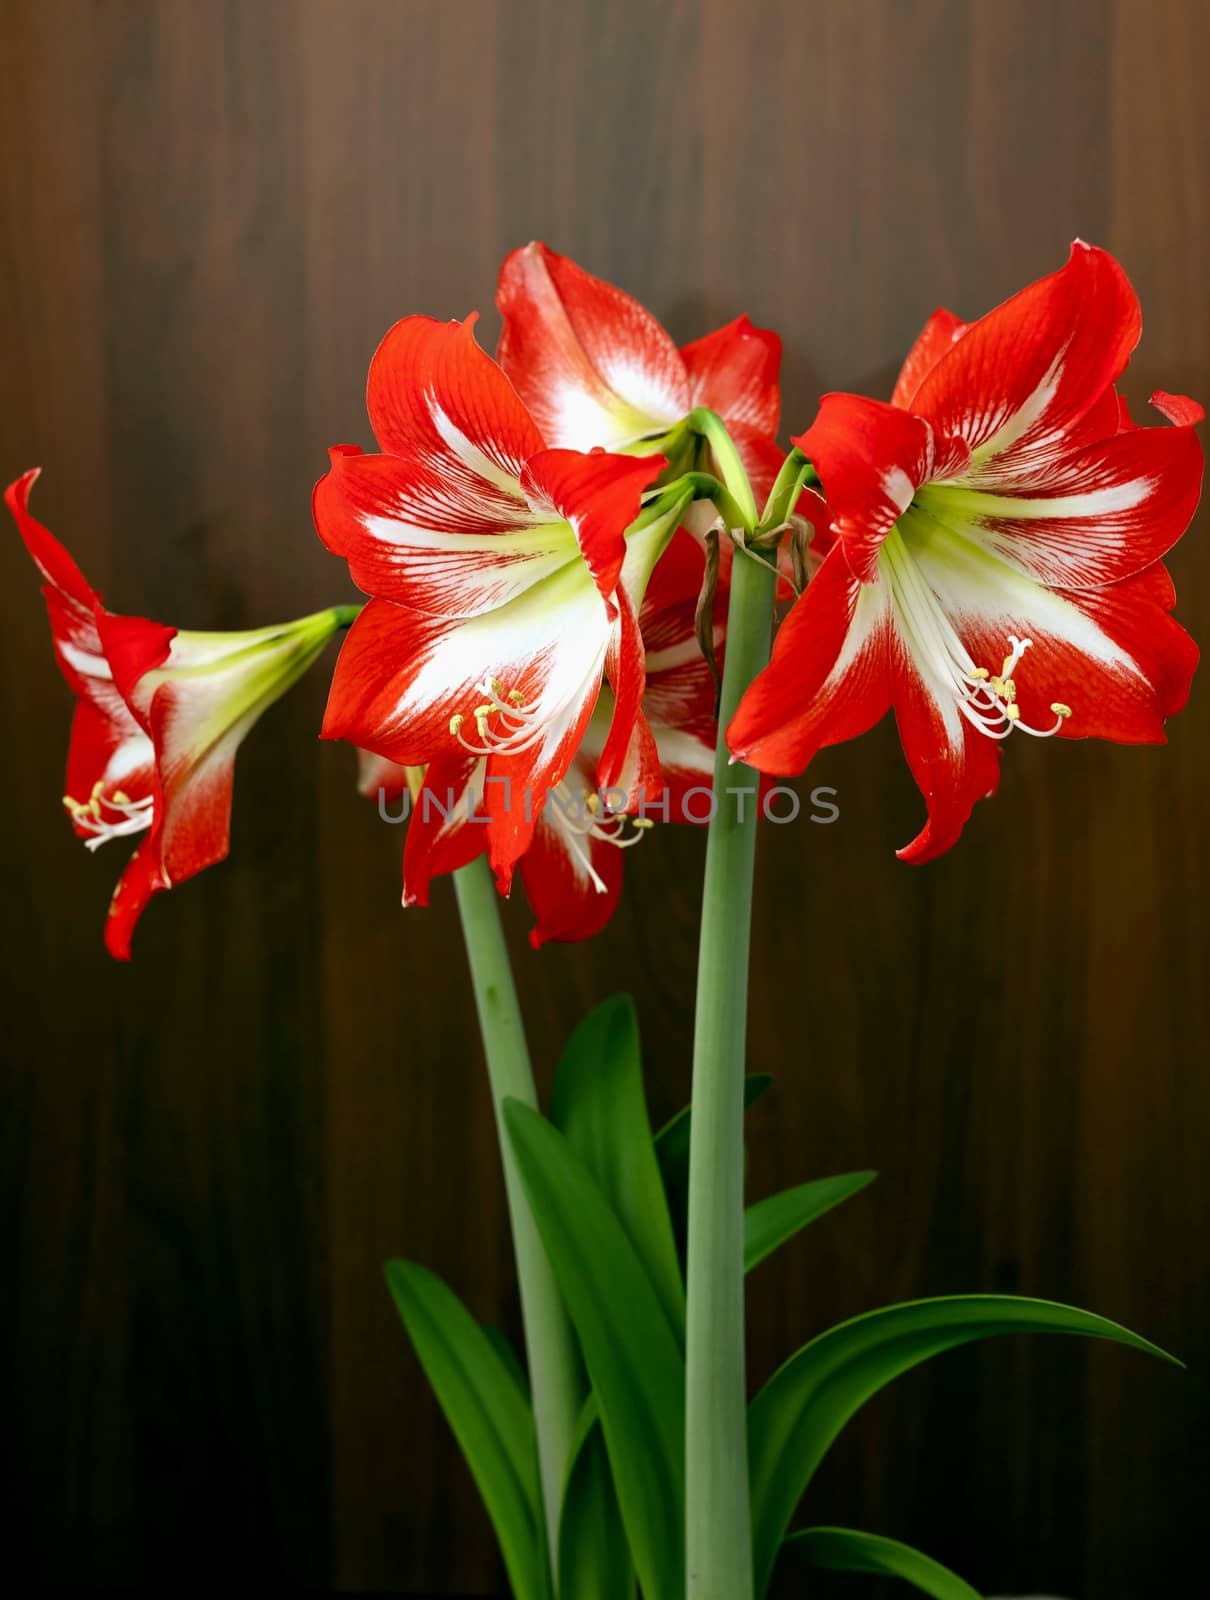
655,1073,772,1239
549,995,684,1343
748,1293,1178,1597
558,1396,635,1600
385,1261,550,1600
483,1324,530,1402
744,1172,877,1273
782,1526,983,1600
503,1098,686,1600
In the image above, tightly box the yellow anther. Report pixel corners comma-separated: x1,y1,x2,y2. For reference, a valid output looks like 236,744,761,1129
585,792,601,815
448,713,464,736
968,667,990,681
1051,702,1072,719
474,704,493,737
90,779,104,799
1001,678,1017,703
89,797,103,817
112,790,131,806
632,817,655,830
1005,703,1021,722
489,677,505,698
989,676,1007,697
507,689,526,706
1000,651,1018,680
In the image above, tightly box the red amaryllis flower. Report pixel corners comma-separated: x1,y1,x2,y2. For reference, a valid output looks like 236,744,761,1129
7,471,348,958
357,530,722,946
497,241,784,498
315,313,688,889
729,242,1202,861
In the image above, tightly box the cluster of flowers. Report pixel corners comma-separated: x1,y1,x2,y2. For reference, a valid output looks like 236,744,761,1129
8,240,1201,956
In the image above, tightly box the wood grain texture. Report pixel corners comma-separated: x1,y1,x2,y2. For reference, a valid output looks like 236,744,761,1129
0,1,1205,1594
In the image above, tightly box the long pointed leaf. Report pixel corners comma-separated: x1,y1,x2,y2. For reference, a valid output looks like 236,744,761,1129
744,1172,877,1273
385,1261,549,1600
558,1396,635,1600
782,1526,983,1599
483,1323,530,1401
504,1098,686,1600
748,1294,1177,1596
549,995,684,1343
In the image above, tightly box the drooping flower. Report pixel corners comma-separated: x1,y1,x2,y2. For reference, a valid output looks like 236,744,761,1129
314,312,689,888
729,243,1202,860
6,470,349,957
496,241,784,498
356,530,723,945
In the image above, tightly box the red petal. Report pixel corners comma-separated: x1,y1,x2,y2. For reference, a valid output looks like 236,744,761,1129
521,447,664,602
5,469,101,612
891,641,1003,864
92,606,176,718
402,755,488,906
323,581,610,771
356,748,412,800
143,680,238,886
792,394,969,582
366,313,544,475
314,444,574,615
104,840,167,961
496,242,690,449
519,800,624,948
727,543,893,774
890,308,967,409
916,415,1203,589
6,472,159,822
598,588,648,790
944,561,1198,746
680,314,782,437
1150,390,1205,427
911,241,1142,477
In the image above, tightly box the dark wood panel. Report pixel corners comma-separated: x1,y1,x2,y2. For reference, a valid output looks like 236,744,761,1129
0,1,1204,1594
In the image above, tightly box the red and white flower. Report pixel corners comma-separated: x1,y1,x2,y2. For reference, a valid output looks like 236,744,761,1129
729,242,1202,860
7,470,347,958
315,313,689,888
496,241,784,499
357,529,722,945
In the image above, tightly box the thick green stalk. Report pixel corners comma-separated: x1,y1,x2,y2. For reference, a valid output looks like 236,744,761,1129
684,541,778,1599
453,855,582,1585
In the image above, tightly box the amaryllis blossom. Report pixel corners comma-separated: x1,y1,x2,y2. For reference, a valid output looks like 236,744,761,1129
729,242,1202,860
357,530,722,945
315,313,690,888
7,470,349,958
497,241,785,499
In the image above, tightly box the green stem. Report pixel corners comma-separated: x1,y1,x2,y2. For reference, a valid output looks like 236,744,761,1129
453,854,582,1585
684,540,778,1599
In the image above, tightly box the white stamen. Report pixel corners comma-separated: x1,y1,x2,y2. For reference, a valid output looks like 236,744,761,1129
544,781,653,893
64,788,155,850
451,678,553,756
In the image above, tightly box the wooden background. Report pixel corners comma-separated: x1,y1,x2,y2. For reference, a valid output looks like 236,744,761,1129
1,2,1205,1594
